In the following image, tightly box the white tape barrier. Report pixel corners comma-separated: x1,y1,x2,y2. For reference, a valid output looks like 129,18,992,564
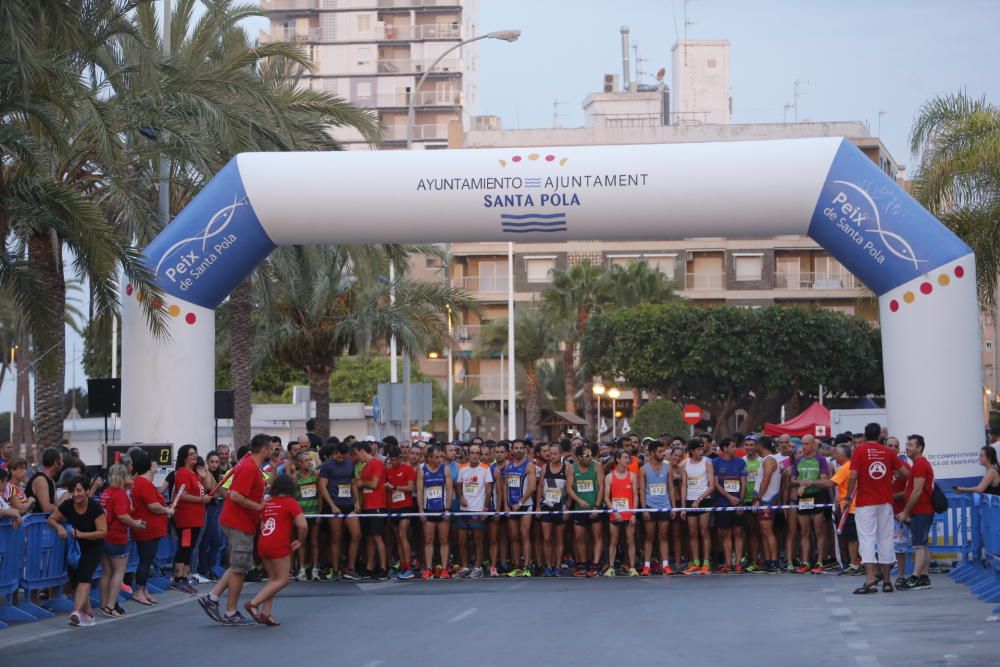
303,503,835,520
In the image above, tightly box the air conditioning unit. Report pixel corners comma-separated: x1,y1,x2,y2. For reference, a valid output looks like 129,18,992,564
603,73,619,93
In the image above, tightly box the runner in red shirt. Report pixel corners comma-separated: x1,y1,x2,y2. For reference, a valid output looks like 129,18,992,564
847,423,907,594
246,474,306,626
897,434,935,590
356,442,388,579
385,446,417,579
200,434,269,626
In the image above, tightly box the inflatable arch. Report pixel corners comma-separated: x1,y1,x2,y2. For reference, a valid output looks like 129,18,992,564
122,138,983,483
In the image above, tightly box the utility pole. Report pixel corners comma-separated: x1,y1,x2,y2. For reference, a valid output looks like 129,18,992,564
793,79,808,122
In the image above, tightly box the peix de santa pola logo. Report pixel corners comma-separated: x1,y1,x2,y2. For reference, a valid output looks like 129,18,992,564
415,151,649,235
818,180,924,270
154,196,247,292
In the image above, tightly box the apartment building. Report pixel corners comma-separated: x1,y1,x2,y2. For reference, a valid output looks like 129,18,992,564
260,0,480,149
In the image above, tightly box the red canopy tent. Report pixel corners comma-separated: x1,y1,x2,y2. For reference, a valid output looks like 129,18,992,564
763,402,830,438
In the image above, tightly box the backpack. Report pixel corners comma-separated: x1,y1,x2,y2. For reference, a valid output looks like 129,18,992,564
930,482,949,514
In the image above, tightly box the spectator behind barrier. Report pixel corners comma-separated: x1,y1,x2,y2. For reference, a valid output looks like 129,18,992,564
47,476,107,627
953,446,1000,495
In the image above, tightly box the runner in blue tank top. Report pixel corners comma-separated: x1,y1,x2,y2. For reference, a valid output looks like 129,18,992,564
417,445,453,580
503,439,535,577
639,442,677,575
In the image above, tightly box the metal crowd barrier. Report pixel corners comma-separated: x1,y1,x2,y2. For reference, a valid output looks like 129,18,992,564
949,493,1000,613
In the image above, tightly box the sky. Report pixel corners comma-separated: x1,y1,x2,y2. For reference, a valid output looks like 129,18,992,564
3,0,997,418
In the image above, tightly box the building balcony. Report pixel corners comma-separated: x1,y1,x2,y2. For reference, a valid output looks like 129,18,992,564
259,27,322,43
381,123,451,142
449,276,510,296
354,89,461,108
378,23,461,41
775,271,858,290
376,0,463,9
683,272,725,290
261,0,462,13
454,323,483,343
259,0,319,12
462,374,503,398
376,57,462,74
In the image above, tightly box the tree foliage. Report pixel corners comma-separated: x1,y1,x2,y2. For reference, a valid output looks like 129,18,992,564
583,304,883,436
630,400,687,440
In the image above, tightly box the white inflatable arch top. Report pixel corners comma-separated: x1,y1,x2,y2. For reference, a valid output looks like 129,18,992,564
122,138,983,483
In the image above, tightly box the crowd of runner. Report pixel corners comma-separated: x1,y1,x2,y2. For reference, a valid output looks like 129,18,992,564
0,421,956,627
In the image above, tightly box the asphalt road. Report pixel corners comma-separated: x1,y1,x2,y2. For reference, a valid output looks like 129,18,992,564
0,573,995,666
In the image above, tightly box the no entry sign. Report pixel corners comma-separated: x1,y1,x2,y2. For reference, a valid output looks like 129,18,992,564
682,404,702,425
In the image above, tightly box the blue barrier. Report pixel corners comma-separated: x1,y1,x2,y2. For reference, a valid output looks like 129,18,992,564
17,514,73,619
149,531,176,592
0,518,33,626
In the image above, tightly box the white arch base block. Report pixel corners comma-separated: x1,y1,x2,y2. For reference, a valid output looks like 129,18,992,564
880,254,983,484
121,290,215,449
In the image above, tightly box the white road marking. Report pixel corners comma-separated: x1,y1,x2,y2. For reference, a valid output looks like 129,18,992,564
826,596,843,603
848,640,871,650
832,607,851,617
447,607,478,624
839,622,860,633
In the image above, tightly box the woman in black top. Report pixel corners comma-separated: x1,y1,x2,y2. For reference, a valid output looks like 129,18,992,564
47,477,107,627
954,446,1000,495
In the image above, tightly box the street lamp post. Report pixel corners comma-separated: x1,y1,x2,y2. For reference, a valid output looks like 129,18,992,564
608,387,621,439
593,383,605,441
406,29,521,149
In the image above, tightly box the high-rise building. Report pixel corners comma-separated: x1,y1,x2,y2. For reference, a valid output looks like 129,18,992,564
260,0,481,150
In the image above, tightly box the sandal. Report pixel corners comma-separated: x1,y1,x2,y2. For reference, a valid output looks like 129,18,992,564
244,601,264,624
260,613,281,627
100,606,124,618
882,581,894,593
132,596,154,606
853,581,879,595
114,602,127,616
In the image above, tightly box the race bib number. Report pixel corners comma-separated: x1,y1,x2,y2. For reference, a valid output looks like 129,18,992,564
724,480,740,494
337,484,351,499
300,484,317,499
425,487,443,500
544,488,562,505
612,498,629,511
464,483,479,497
576,479,594,493
649,483,667,497
391,490,405,504
747,472,759,486
798,498,815,510
507,476,521,488
687,476,701,488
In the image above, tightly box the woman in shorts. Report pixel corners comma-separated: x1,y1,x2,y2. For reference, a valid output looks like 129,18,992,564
99,464,147,617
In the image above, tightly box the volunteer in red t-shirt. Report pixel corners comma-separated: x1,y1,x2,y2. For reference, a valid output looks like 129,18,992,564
246,473,306,627
98,464,146,618
130,452,173,606
897,434,935,590
357,441,388,579
199,434,269,626
847,423,908,594
171,444,213,593
385,446,417,579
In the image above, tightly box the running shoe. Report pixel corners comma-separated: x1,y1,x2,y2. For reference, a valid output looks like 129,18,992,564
794,563,812,574
785,562,797,574
79,613,96,627
734,564,745,575
221,611,255,626
397,569,414,580
682,564,701,575
507,568,523,577
662,565,674,576
470,567,484,579
699,564,710,575
391,560,401,570
489,566,499,578
439,569,451,580
745,563,762,574
651,562,662,575
764,563,780,574
457,567,472,579
311,569,322,582
198,594,222,622
586,566,598,578
553,567,562,578
69,611,81,626
375,569,389,581
640,565,651,576
421,569,434,581
719,564,732,574
341,569,361,581
603,567,616,577
543,567,554,577
627,567,639,577
573,566,587,578
521,568,532,578
846,565,865,576
325,570,340,581
810,564,825,575
170,580,197,595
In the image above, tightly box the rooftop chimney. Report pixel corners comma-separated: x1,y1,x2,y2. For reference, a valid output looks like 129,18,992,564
620,26,632,93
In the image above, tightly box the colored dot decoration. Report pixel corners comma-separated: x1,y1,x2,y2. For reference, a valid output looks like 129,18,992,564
888,265,965,314
125,284,198,326
500,153,567,167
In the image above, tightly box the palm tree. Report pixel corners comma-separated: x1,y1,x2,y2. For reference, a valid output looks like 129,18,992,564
254,245,471,438
910,92,1000,305
476,306,557,437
